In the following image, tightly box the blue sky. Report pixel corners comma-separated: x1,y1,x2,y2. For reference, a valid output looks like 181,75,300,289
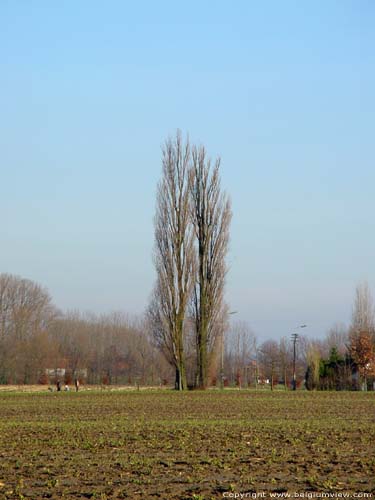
1,1,374,341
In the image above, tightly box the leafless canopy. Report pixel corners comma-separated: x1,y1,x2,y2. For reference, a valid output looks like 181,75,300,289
152,131,195,390
351,281,375,337
0,273,55,341
190,146,232,388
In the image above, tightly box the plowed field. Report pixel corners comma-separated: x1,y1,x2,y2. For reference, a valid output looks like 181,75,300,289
0,390,374,499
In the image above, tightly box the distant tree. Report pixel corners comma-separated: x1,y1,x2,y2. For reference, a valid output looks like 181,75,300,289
306,343,359,392
350,282,375,340
325,323,348,358
278,337,292,390
0,273,55,341
348,282,375,389
56,312,91,376
227,321,256,387
350,330,375,390
0,273,57,383
305,341,323,390
319,347,344,390
258,340,279,390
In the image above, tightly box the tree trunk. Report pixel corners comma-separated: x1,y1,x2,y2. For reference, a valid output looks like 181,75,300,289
197,288,208,388
197,333,208,388
175,362,187,390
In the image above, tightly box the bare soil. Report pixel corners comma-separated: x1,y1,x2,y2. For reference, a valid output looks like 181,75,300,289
0,390,374,499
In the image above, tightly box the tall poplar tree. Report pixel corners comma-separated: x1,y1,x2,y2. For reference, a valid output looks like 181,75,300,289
190,146,232,388
152,132,195,390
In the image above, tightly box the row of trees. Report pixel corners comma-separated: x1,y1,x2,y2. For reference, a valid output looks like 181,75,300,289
0,272,374,389
0,271,297,388
0,273,172,385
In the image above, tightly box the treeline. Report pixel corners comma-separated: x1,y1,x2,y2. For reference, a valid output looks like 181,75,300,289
1,275,374,389
305,282,375,391
0,273,172,385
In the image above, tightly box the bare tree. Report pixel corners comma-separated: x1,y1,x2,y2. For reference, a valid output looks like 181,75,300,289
0,273,55,341
227,321,257,387
0,274,58,383
279,336,292,390
325,323,348,357
258,340,279,390
0,274,12,341
190,146,232,388
51,311,92,381
152,131,195,390
350,282,375,341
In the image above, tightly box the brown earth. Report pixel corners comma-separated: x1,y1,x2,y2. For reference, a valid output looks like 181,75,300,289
0,390,374,499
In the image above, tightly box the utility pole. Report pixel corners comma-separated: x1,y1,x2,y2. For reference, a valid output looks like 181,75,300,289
291,333,298,391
